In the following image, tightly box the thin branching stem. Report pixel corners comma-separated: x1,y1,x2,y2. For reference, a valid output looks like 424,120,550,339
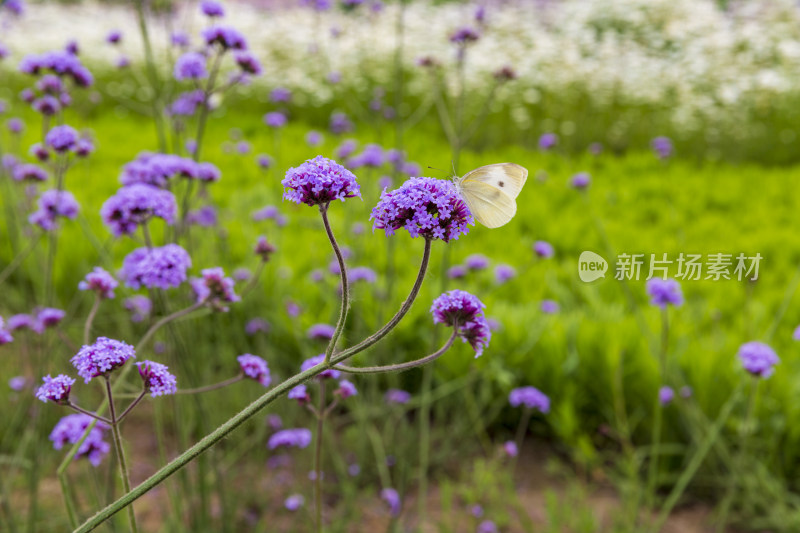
176,374,244,395
83,295,101,346
321,204,349,364
334,328,457,374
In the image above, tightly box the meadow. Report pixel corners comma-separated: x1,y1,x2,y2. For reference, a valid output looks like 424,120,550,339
2,1,800,532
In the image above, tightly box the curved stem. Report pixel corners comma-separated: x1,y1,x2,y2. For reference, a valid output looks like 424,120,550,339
176,374,244,395
66,402,112,425
137,302,203,350
334,328,457,374
83,295,101,346
321,204,349,364
331,238,431,365
240,261,266,298
117,390,147,424
105,378,138,533
314,381,326,533
133,0,167,152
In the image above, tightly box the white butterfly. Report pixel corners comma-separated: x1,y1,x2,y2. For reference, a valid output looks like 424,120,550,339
453,163,529,228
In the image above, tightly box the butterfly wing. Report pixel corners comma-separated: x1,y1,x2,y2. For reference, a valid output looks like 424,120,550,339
460,163,528,200
460,180,517,229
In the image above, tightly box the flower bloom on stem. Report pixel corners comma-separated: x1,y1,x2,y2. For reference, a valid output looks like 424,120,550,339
35,374,75,403
45,124,78,152
646,278,683,308
465,254,490,270
533,240,554,258
449,26,480,44
124,295,151,323
174,52,208,81
264,111,287,128
200,0,224,17
329,112,352,134
652,136,673,159
245,318,270,335
350,266,377,283
738,341,779,378
494,264,516,284
541,300,559,314
431,290,491,356
307,323,335,341
202,26,248,50
0,325,12,345
9,376,25,390
120,244,192,290
18,50,93,87
101,184,177,236
106,30,122,44
254,235,276,261
50,414,110,466
71,337,136,383
570,172,591,189
284,494,304,511
301,354,341,379
234,51,262,75
509,386,550,413
380,488,401,516
12,163,48,182
137,361,177,397
335,380,357,399
478,520,499,533
268,428,312,450
371,177,473,241
385,388,410,405
29,189,80,230
659,386,674,406
270,87,291,103
503,440,519,457
37,308,65,329
7,314,37,332
237,354,271,386
191,267,239,311
282,155,360,207
448,265,467,279
288,384,310,404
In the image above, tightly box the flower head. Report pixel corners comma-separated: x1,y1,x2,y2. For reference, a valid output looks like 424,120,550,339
200,0,225,17
738,341,779,378
570,172,591,189
268,428,312,449
174,52,208,81
465,254,490,270
431,290,485,327
385,388,410,404
448,265,467,279
245,318,270,336
449,26,480,44
503,440,518,457
37,307,65,329
459,319,491,357
285,494,304,511
124,295,151,322
329,112,352,134
29,189,79,231
307,323,335,341
288,384,310,404
659,386,674,406
9,376,25,390
335,380,357,399
652,136,673,159
202,26,248,50
101,185,177,236
282,156,360,207
190,267,239,311
120,244,192,290
254,236,276,261
106,30,122,44
350,266,377,283
301,354,341,379
71,337,136,383
137,361,177,397
371,177,473,242
237,354,271,386
234,51,262,75
509,386,550,413
270,87,291,103
50,414,110,466
541,300,559,314
533,240,554,258
646,278,683,308
264,111,287,128
45,125,78,152
538,133,558,150
380,488,401,516
35,374,75,404
494,264,516,284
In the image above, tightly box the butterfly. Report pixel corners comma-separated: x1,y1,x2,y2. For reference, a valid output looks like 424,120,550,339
453,163,529,228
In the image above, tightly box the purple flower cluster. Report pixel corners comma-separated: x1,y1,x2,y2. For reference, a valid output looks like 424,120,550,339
124,295,152,323
202,26,248,50
335,380,358,399
348,143,384,168
237,354,271,386
170,90,206,116
570,172,591,189
35,374,75,403
50,414,110,466
136,361,177,397
509,386,550,413
101,184,177,236
533,240,554,258
538,133,558,150
18,50,93,87
284,494,304,511
120,245,192,290
282,156,361,207
174,52,208,81
264,111,287,128
307,323,335,340
78,267,118,299
200,0,225,17
385,388,411,404
120,153,221,188
190,267,240,311
268,428,312,450
234,52,262,75
245,318,270,335
652,136,673,159
45,125,79,152
29,189,80,231
350,266,377,283
646,278,683,308
71,337,136,383
737,341,779,378
288,384,310,403
659,386,674,406
254,235,277,261
301,354,341,379
465,254,490,270
380,488,401,516
431,290,491,357
6,308,64,334
330,112,353,134
371,177,473,242
12,163,48,182
450,26,480,44
0,317,12,345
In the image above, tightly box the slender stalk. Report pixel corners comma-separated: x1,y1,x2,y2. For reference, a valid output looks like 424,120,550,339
514,407,533,453
645,307,669,508
240,261,266,298
105,378,138,533
192,51,223,163
334,329,457,374
176,374,244,395
321,204,349,364
66,403,112,425
314,380,326,533
137,302,204,350
331,238,431,364
117,391,147,424
133,0,167,152
58,472,78,529
0,233,41,287
141,223,154,250
83,295,101,345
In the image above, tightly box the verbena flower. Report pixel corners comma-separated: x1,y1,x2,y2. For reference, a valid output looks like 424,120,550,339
646,278,683,308
137,361,177,397
18,50,93,86
288,384,310,404
282,156,360,207
448,265,467,279
7,117,23,134
120,153,203,187
29,189,79,231
45,124,78,152
737,341,779,378
538,133,558,150
570,172,591,189
503,440,518,457
171,31,190,47
459,319,491,357
256,154,273,169
385,388,411,405
540,300,559,314
35,374,75,403
74,138,94,157
494,264,516,284
264,111,287,128
477,520,499,533
431,290,485,327
307,324,335,340
124,295,151,322
237,354,271,386
350,266,377,283
169,91,206,117
232,267,251,282
652,136,673,159
508,386,550,413
284,494,304,511
301,354,341,379
348,143,384,168
7,314,37,332
120,244,192,290
0,325,12,345
9,376,25,390
658,386,674,406
202,26,248,50
12,163,48,182
200,0,225,17
533,240,554,258
335,380,357,399
234,51,262,75
268,428,312,449
106,30,122,44
449,26,480,44
187,205,218,227
380,488,401,516
371,177,473,242
270,87,291,103
50,414,110,466
254,236,276,261
71,337,136,383
101,184,177,236
329,112,352,134
174,52,208,81
465,254,489,270
190,267,239,311
245,318,270,335
37,307,65,329
306,130,323,147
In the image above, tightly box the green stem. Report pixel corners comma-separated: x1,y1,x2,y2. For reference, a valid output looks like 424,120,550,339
67,402,112,425
133,0,167,152
137,302,204,350
105,378,138,533
83,295,101,345
0,233,41,287
334,329,457,374
321,204,349,364
176,374,243,395
116,390,148,424
315,380,326,533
